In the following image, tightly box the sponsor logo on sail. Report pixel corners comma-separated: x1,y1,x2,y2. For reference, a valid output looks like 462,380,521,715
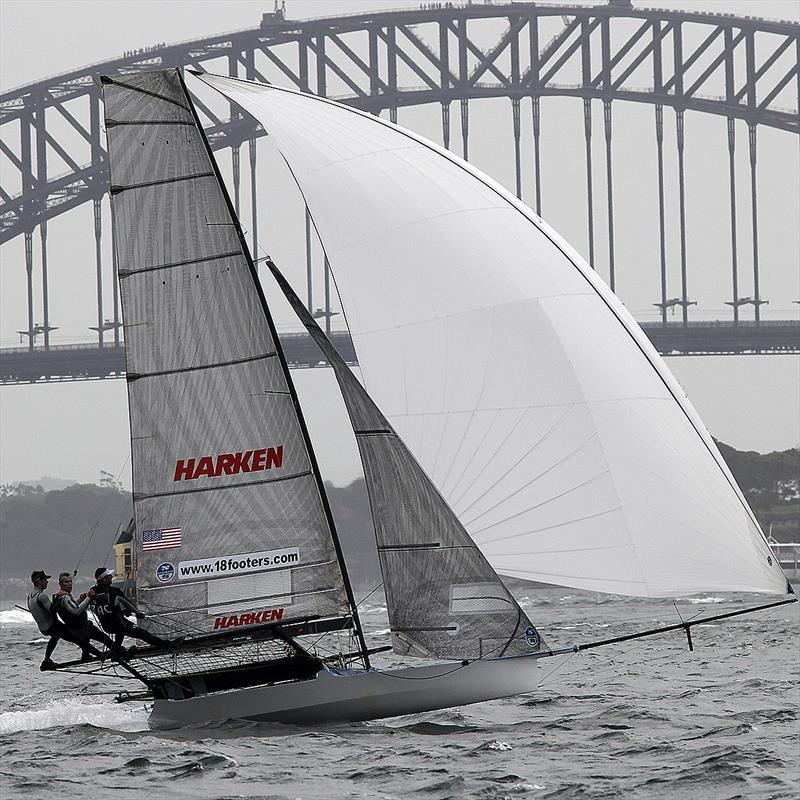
173,446,284,482
213,608,284,630
156,562,175,583
525,625,540,647
178,547,300,579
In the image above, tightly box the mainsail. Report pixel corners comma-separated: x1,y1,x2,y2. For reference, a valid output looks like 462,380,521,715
266,259,544,660
103,70,360,644
198,73,788,599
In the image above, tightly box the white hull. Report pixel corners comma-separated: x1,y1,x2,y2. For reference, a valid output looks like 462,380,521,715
149,655,540,727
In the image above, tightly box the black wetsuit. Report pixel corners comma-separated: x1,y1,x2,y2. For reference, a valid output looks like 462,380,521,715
53,592,117,659
90,584,169,649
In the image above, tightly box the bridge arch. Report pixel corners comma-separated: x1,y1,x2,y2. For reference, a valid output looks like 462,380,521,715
0,2,797,351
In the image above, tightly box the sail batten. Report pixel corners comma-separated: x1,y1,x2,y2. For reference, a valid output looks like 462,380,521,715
200,72,788,597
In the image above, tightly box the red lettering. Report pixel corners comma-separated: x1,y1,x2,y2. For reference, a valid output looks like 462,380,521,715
214,453,235,477
212,609,284,631
176,446,282,481
174,458,195,482
230,451,250,474
252,448,266,471
265,446,283,470
193,456,215,479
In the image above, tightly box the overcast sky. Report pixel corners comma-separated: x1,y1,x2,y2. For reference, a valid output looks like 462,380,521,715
0,0,798,489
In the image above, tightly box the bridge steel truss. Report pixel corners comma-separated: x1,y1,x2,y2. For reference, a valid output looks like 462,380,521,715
1,3,798,373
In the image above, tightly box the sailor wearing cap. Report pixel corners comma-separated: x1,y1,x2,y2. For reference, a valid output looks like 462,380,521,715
26,570,66,670
90,567,176,650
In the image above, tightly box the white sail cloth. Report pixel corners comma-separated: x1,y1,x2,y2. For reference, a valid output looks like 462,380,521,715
198,73,787,597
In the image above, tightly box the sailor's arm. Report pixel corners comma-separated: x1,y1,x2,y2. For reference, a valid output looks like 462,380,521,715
57,593,91,615
36,592,53,613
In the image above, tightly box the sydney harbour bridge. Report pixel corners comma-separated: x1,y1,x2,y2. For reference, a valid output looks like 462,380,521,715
1,0,798,384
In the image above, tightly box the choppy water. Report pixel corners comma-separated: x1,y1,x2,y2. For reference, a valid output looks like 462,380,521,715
1,590,797,799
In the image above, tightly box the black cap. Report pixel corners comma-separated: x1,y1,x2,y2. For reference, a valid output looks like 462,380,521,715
95,567,114,580
31,570,51,583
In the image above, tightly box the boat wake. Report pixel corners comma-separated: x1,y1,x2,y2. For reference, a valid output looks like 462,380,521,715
0,608,36,626
0,697,149,735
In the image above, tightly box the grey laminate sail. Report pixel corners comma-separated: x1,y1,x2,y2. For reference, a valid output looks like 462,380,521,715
266,259,545,661
103,70,352,641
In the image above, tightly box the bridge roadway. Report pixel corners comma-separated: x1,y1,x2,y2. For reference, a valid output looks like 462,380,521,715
1,321,798,385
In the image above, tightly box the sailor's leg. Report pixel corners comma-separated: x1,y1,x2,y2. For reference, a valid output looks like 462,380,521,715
88,622,129,660
126,621,170,648
44,633,60,660
88,622,116,650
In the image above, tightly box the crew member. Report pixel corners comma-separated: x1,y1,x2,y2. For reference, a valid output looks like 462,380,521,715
90,567,175,649
26,570,66,671
52,572,125,662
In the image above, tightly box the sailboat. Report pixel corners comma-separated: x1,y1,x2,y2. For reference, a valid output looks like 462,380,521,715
73,68,792,727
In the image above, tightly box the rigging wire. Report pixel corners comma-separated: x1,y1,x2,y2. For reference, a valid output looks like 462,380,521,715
73,450,131,575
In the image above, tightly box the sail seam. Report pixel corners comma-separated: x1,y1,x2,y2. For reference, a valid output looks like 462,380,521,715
110,171,213,195
134,469,313,501
106,119,197,127
377,543,440,550
119,250,241,277
126,351,278,381
142,589,345,618
100,76,192,111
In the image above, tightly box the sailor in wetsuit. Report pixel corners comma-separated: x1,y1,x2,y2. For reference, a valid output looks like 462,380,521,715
52,572,125,662
26,570,67,671
90,567,173,650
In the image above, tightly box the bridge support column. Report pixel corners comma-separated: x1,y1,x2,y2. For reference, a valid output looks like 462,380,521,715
654,106,668,326
25,231,34,351
676,110,689,325
112,215,120,348
512,98,522,200
441,102,451,150
249,138,258,267
39,221,50,349
324,256,332,337
232,145,241,217
727,118,740,324
305,207,313,313
748,124,763,323
93,199,104,346
603,100,615,293
531,97,542,216
583,98,595,268
460,98,469,161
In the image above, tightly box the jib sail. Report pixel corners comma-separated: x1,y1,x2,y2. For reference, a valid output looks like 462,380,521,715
266,259,544,661
103,70,357,642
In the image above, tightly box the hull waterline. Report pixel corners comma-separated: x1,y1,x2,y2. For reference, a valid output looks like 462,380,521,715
149,655,541,727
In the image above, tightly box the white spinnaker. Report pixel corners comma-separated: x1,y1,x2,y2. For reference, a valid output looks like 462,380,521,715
198,73,787,597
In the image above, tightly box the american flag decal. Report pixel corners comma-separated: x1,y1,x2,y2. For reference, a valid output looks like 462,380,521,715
142,527,182,551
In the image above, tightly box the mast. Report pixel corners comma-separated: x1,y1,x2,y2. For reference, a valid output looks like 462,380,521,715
176,70,371,667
